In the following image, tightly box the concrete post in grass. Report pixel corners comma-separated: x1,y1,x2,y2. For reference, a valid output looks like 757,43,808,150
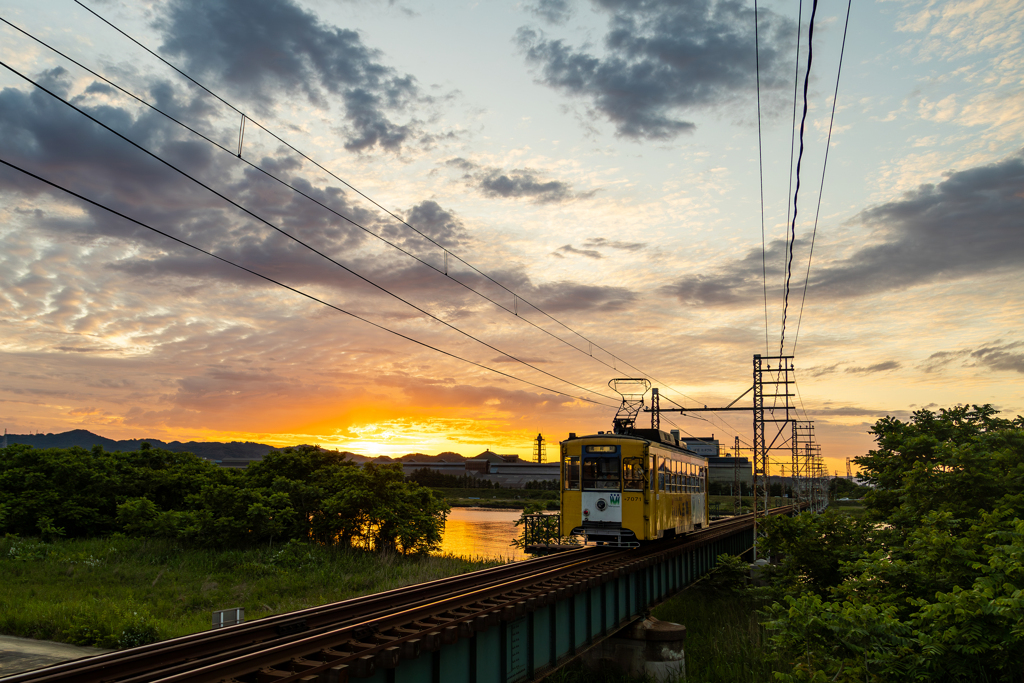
212,607,244,629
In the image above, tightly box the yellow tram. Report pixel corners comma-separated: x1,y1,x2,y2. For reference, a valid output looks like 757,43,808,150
560,428,709,545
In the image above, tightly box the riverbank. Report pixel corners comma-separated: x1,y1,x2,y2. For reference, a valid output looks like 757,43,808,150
0,536,496,649
431,487,559,509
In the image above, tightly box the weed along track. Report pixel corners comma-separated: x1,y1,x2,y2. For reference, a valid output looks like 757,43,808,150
4,509,800,683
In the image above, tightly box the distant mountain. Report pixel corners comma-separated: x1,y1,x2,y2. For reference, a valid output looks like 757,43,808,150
3,429,273,461
1,430,480,464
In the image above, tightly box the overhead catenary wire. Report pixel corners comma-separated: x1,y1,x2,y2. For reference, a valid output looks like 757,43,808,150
0,156,618,409
0,14,644,387
754,0,770,357
69,0,703,406
779,0,819,358
5,6,757,442
792,0,852,357
781,0,805,301
59,5,751,438
0,58,620,404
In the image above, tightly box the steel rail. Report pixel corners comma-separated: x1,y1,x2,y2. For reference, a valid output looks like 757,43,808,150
191,511,782,683
8,507,800,683
3,546,600,683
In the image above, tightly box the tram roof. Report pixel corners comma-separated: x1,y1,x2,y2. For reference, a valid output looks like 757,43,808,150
562,429,706,459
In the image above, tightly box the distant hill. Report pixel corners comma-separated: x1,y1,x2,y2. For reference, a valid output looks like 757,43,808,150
3,429,274,461
1,430,481,464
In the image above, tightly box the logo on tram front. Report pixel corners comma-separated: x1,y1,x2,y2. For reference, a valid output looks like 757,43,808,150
609,493,621,506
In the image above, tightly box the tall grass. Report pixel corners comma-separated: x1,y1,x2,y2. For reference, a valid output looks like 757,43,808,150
830,499,867,520
652,589,777,683
0,535,496,649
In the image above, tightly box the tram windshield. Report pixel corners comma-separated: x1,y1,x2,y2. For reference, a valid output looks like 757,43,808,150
582,456,620,490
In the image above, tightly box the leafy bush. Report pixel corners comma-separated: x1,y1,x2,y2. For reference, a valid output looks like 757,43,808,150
762,404,1024,682
0,444,449,554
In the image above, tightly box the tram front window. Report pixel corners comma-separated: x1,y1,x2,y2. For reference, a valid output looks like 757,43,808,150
583,457,620,490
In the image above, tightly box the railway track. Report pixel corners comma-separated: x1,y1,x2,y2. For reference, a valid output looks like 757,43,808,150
6,508,796,683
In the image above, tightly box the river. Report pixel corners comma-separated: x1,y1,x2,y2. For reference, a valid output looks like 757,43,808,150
437,507,526,562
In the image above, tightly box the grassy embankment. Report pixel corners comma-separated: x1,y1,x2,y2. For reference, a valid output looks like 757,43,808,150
637,500,868,682
0,535,496,649
430,487,559,509
830,497,867,519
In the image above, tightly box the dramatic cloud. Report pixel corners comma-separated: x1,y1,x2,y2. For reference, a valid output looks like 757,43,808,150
553,244,602,259
155,0,424,151
0,74,413,288
662,150,1024,307
529,281,637,313
552,237,645,259
381,200,470,252
845,361,901,375
802,405,911,419
516,0,793,139
921,341,1024,375
525,0,576,25
445,158,589,203
583,237,645,252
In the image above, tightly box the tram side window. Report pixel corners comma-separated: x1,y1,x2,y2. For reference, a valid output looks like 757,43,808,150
564,456,580,490
623,457,644,491
658,458,667,492
673,460,680,493
583,457,620,490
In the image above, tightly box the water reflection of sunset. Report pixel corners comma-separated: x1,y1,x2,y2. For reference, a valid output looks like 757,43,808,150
437,508,526,562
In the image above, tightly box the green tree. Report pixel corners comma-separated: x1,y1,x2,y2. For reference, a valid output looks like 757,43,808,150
763,404,1024,682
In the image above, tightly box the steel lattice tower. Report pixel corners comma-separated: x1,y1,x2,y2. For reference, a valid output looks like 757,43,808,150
752,354,795,560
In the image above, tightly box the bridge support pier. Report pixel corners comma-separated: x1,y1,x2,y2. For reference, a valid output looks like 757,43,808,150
580,616,686,683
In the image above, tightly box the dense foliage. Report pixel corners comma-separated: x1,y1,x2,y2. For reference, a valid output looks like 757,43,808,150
761,404,1024,682
0,444,449,554
829,477,871,499
512,502,577,549
406,468,500,489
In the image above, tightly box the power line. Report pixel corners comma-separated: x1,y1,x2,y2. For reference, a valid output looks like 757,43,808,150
779,0,819,357
754,0,770,358
793,0,852,357
58,3,745,438
0,155,618,409
782,0,805,314
0,58,619,404
69,0,700,405
0,15,641,387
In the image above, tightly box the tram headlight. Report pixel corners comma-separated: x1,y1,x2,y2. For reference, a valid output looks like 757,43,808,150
596,499,607,512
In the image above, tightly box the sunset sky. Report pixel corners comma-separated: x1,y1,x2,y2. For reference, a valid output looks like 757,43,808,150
1,0,1022,474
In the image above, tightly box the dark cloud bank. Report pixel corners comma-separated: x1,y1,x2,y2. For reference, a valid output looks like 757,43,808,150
662,150,1024,306
517,0,794,139
445,158,590,203
922,341,1024,375
553,237,646,260
0,69,635,317
525,0,576,25
155,0,424,152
